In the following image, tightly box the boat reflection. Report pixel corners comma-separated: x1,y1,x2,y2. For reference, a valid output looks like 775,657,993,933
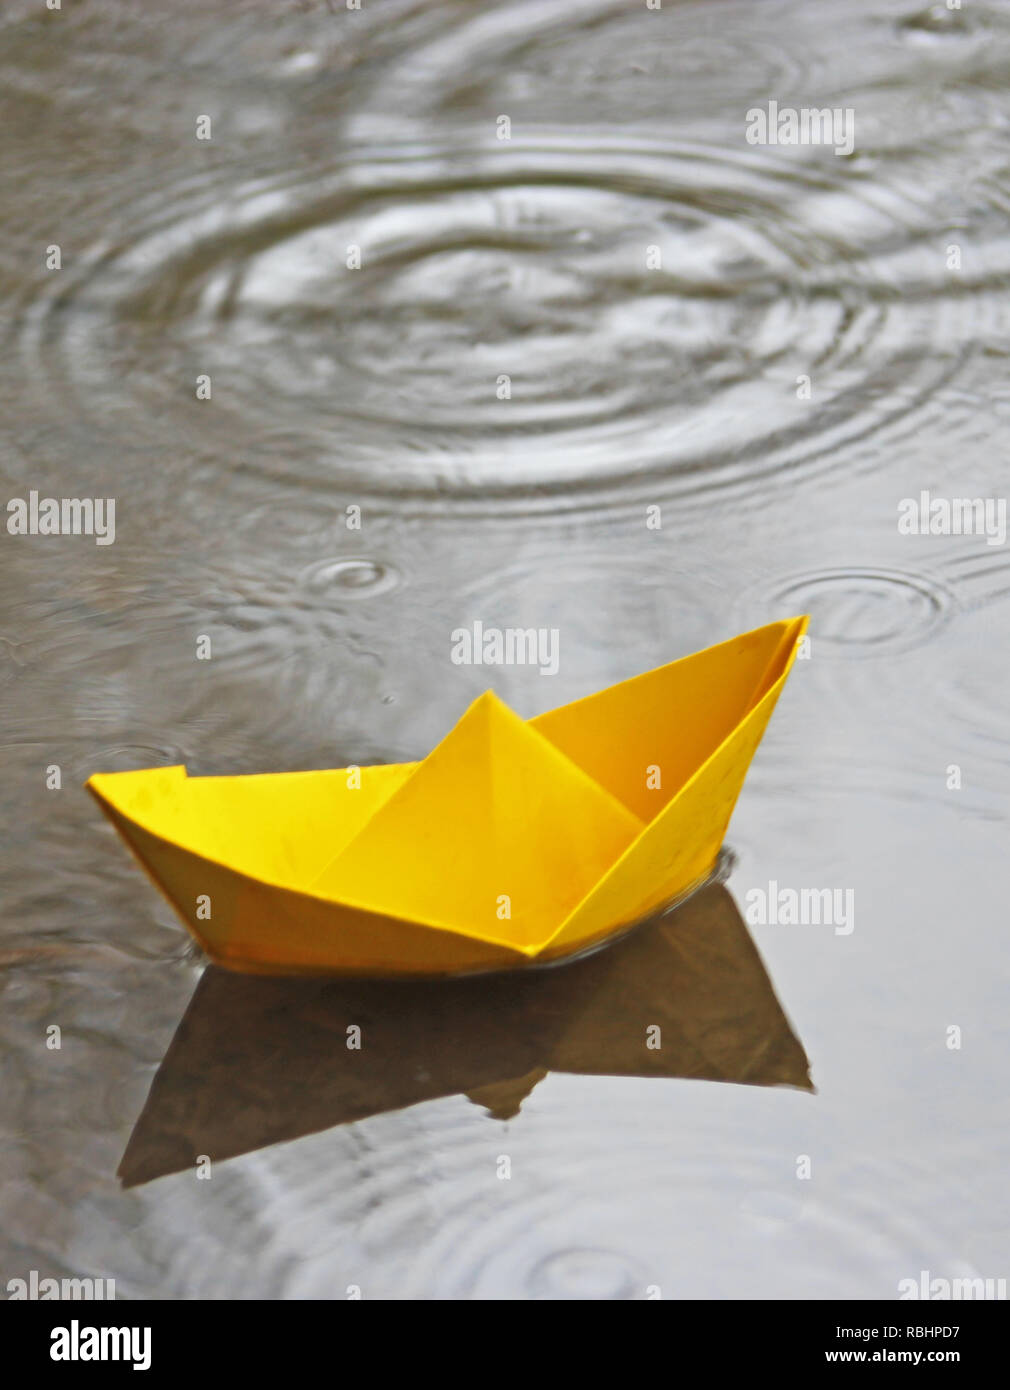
119,883,811,1186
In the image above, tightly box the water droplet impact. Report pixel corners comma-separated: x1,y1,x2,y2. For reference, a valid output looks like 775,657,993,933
758,567,955,657
528,1248,641,1300
300,558,399,599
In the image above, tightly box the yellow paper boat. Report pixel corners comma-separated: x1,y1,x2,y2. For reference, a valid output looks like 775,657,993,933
87,616,808,978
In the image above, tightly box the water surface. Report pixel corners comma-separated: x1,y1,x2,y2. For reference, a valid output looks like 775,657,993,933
1,0,1008,1299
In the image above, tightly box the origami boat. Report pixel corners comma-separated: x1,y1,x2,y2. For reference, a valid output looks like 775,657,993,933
87,616,807,978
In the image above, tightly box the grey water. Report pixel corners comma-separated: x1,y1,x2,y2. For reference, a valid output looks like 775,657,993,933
1,0,1008,1299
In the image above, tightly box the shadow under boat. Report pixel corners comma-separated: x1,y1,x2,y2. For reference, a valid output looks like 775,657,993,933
119,883,812,1187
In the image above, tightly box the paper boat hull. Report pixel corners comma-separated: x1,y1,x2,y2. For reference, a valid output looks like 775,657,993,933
86,617,808,976
90,787,528,976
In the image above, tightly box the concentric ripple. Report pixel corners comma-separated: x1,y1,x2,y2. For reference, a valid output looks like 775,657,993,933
12,131,995,508
7,0,1010,509
299,558,400,599
751,566,956,657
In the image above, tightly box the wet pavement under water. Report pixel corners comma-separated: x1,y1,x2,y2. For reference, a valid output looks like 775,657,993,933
1,0,1008,1298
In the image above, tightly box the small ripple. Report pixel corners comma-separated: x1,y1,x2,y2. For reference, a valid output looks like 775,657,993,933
299,558,400,599
78,742,188,777
752,567,956,657
527,1247,643,1299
